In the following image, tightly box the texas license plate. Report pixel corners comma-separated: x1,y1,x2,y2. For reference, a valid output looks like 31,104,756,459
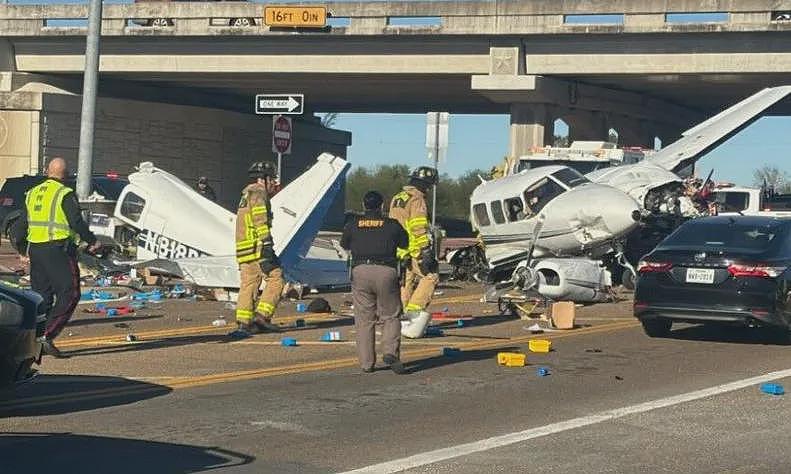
686,268,715,284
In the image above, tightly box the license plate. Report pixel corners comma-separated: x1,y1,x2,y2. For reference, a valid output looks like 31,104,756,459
686,268,715,284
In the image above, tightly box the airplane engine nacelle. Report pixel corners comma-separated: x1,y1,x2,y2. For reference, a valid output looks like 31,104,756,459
534,258,612,303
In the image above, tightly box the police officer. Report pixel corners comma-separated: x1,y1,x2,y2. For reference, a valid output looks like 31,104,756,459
389,166,440,316
19,158,100,358
234,162,284,335
341,191,409,374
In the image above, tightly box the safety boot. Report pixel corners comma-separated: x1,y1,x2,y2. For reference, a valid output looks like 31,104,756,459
253,314,281,333
383,354,407,375
228,321,258,338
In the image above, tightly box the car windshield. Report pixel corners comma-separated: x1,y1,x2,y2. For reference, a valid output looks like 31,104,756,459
658,220,787,254
551,168,589,188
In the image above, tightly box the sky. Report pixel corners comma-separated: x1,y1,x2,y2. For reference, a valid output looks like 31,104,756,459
7,1,790,187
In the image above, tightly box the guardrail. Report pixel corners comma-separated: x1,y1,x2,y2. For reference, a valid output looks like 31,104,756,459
1,1,791,36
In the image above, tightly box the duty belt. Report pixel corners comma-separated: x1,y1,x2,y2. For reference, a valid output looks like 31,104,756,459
352,258,398,269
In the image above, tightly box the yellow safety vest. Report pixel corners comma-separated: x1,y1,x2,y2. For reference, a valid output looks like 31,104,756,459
25,179,75,243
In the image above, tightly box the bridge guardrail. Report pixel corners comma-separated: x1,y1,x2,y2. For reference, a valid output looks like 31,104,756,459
1,1,790,36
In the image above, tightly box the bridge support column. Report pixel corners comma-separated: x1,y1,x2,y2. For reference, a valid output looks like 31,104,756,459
566,111,609,142
0,39,14,72
509,103,553,156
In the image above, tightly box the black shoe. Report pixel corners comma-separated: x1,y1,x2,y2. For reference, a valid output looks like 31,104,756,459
40,338,70,359
362,367,375,374
383,354,406,375
253,315,281,333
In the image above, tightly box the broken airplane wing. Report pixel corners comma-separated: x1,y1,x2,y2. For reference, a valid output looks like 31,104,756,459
647,86,791,174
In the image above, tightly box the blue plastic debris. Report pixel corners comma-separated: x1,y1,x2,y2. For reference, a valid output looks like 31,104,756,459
425,327,444,337
96,303,107,311
320,331,341,342
105,308,118,317
228,328,251,339
281,337,298,347
760,383,785,395
296,303,307,313
442,347,461,357
456,319,466,328
130,301,146,310
536,367,550,377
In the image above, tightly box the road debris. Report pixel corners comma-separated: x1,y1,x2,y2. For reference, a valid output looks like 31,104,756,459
442,347,461,357
320,331,341,342
212,318,228,327
760,383,785,396
126,334,137,342
528,339,551,353
281,337,298,347
536,367,550,376
497,352,526,367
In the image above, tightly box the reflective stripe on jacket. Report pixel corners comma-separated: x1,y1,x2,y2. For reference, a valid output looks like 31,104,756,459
389,186,430,259
235,183,273,264
25,179,75,243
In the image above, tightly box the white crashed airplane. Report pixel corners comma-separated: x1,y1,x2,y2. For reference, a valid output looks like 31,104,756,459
112,153,351,290
466,86,791,303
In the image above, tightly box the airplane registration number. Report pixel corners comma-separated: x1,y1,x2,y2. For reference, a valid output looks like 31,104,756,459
686,268,715,284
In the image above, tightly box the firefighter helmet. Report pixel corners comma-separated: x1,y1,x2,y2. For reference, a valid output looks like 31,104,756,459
248,161,277,179
410,166,438,186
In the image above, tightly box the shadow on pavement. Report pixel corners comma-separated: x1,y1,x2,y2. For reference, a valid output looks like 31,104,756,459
0,433,254,473
0,374,172,417
67,314,165,327
666,324,791,346
404,346,521,374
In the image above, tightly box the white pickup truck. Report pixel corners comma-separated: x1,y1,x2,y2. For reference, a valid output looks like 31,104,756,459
711,187,791,217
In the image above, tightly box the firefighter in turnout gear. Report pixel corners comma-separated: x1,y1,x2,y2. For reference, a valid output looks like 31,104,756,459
234,161,284,335
389,166,440,314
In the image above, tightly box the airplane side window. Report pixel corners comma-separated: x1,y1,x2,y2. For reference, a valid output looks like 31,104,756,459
490,201,506,224
504,197,525,222
473,203,491,227
523,178,565,215
120,192,146,222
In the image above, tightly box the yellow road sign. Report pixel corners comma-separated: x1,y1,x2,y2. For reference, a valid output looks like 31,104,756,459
264,6,327,28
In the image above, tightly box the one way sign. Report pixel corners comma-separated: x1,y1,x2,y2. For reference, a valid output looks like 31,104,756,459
255,94,304,115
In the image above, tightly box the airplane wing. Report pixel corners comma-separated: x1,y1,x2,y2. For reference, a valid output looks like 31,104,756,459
646,86,791,174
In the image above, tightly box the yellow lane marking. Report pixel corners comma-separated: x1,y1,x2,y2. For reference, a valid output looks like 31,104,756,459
0,321,638,411
166,320,639,390
58,295,484,349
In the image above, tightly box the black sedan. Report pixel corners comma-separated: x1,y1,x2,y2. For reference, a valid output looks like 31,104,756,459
634,216,791,338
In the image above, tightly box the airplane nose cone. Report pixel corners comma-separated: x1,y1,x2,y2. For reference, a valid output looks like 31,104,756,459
554,185,641,247
600,188,641,236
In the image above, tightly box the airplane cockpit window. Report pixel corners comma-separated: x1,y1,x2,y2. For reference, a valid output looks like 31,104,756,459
551,168,589,188
120,192,146,222
523,178,565,215
473,203,491,227
504,197,525,222
491,200,506,224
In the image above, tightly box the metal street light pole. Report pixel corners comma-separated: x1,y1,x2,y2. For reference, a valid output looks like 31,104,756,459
76,0,103,200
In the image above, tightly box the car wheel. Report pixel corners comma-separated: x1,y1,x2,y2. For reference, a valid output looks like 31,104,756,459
148,18,173,27
622,268,636,291
229,17,255,27
641,318,672,338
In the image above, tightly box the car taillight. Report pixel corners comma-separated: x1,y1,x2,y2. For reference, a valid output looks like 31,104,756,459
637,261,672,274
106,171,119,180
727,263,786,278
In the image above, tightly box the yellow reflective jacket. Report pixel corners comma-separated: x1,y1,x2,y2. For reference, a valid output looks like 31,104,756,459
389,185,430,260
25,178,76,243
235,183,273,264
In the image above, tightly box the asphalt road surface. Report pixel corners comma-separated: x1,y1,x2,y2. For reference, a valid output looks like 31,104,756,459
2,282,791,473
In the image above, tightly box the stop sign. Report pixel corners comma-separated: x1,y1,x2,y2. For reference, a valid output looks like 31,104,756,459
272,115,292,155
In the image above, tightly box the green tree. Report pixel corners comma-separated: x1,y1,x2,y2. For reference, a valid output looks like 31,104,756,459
753,165,791,193
345,165,487,220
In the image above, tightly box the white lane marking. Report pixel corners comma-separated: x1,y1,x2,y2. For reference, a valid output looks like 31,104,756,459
340,368,791,473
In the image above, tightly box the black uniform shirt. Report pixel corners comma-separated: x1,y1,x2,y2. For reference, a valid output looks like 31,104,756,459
340,210,408,267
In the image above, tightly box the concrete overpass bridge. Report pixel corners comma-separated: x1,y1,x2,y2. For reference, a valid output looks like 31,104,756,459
1,0,791,192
